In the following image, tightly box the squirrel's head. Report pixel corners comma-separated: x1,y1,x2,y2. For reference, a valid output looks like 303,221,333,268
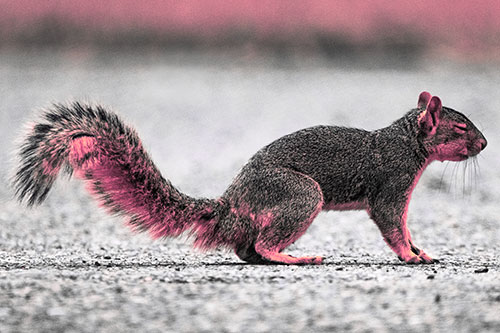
416,91,487,162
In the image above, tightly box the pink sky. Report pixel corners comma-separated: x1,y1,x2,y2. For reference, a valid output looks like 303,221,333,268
1,0,499,56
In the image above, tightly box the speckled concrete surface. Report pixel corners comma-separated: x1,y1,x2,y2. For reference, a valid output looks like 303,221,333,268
0,51,499,332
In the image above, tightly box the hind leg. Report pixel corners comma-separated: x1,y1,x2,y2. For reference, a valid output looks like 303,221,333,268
235,245,270,264
236,242,323,265
255,244,323,265
254,199,324,265
250,170,324,265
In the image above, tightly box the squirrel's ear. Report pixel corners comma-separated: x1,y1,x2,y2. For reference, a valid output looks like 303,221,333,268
419,96,441,136
417,91,431,108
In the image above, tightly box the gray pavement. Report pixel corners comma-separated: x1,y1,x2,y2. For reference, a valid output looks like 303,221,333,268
0,50,499,332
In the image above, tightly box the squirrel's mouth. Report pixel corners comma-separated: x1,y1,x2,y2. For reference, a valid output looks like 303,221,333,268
453,148,471,161
463,140,487,158
450,153,470,162
459,153,471,160
448,147,478,161
466,145,485,158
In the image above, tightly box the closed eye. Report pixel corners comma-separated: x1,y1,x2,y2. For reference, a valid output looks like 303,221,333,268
453,123,467,133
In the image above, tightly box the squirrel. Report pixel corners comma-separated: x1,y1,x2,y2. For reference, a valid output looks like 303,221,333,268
12,92,487,265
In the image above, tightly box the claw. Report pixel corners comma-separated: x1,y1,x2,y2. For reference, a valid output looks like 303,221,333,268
406,256,421,264
410,245,421,255
400,251,438,265
311,256,324,265
417,251,436,264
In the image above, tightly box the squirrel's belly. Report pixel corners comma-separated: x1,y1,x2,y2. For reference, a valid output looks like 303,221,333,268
322,200,368,212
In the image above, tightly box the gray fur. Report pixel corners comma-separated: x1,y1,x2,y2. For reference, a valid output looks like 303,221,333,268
12,93,487,265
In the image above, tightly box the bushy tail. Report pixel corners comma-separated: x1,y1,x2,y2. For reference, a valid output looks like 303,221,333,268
12,102,228,247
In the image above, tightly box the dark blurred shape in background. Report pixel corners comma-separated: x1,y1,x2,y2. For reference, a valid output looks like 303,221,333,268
1,0,499,63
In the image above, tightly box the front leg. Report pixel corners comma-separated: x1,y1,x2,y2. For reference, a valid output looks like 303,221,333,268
369,196,437,264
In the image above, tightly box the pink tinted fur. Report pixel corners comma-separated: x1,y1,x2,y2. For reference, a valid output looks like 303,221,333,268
230,202,273,228
396,161,430,257
69,136,220,247
254,196,324,264
417,91,431,108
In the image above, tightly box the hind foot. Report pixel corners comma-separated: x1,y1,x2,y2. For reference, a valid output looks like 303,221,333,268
263,252,323,265
235,245,270,264
236,245,323,265
254,243,323,265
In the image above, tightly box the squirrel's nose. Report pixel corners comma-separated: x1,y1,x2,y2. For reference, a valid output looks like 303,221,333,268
479,138,487,150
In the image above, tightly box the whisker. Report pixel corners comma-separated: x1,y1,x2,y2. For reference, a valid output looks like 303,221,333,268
476,156,481,177
468,158,474,195
439,161,451,193
462,159,470,198
473,157,479,190
451,161,460,194
467,160,470,194
467,158,473,194
475,156,482,187
462,159,468,196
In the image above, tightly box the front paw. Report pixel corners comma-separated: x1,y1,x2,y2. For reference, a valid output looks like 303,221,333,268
417,251,439,264
399,252,439,264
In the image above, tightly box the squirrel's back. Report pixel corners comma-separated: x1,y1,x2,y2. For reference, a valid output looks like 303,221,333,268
230,126,372,204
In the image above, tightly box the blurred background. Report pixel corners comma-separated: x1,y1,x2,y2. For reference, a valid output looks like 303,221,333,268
1,0,500,192
2,0,500,62
1,1,499,332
